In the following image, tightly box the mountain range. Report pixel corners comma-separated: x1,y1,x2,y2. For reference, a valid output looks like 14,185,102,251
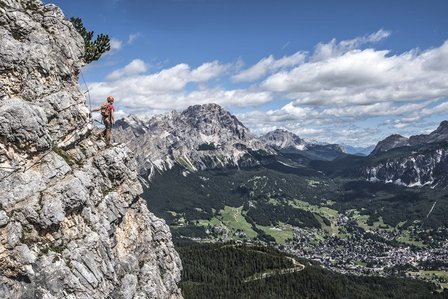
114,103,448,188
340,144,375,156
115,103,360,176
114,104,271,177
113,104,448,288
3,1,447,297
365,121,448,187
113,97,448,298
370,121,448,155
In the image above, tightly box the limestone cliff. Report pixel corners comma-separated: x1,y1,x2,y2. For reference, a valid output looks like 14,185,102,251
0,0,182,298
114,104,272,176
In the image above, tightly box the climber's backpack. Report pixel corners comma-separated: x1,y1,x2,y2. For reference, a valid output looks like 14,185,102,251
100,102,110,118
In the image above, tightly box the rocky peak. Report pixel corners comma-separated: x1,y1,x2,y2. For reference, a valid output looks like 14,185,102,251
260,129,344,160
426,120,448,143
182,103,231,119
437,120,448,129
114,104,271,174
370,134,410,156
261,129,306,150
114,114,149,137
181,103,249,138
0,1,182,298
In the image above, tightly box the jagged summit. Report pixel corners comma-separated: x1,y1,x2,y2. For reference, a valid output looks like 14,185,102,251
182,103,236,120
438,120,448,128
114,104,271,175
181,103,248,138
181,103,250,140
114,114,150,137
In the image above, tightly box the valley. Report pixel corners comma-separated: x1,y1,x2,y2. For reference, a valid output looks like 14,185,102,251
176,241,445,298
144,162,448,291
114,104,448,296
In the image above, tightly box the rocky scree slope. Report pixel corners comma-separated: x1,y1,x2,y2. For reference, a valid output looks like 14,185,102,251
114,103,272,177
364,121,448,187
0,1,182,298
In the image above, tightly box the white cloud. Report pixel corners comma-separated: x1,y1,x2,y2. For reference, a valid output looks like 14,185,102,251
88,59,267,111
98,60,229,95
383,100,448,129
311,29,390,61
232,51,305,82
234,97,447,145
106,59,148,80
319,102,427,119
422,40,448,71
240,101,429,128
86,31,448,146
190,60,229,82
89,84,272,112
127,33,141,44
237,109,382,146
183,89,272,107
262,41,448,106
110,38,123,51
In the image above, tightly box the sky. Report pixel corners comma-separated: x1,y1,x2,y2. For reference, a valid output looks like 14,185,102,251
43,0,448,147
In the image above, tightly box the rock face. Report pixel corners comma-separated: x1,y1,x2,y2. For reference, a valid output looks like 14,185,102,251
409,121,448,145
114,103,272,177
365,122,448,187
370,121,448,156
261,129,307,151
0,1,182,298
365,148,448,187
261,129,344,161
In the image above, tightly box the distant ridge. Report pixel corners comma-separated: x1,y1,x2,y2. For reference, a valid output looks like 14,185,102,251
371,121,448,156
260,129,344,161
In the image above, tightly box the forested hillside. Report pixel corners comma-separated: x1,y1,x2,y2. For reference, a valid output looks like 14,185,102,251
176,242,445,299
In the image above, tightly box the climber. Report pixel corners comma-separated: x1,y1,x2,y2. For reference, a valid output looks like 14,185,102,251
91,96,115,148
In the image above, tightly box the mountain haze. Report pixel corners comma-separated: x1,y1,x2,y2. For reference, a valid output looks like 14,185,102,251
340,144,375,156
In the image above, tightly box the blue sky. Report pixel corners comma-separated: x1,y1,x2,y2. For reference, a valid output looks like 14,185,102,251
44,0,448,146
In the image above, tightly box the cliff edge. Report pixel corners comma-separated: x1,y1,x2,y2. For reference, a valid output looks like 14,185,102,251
0,0,182,298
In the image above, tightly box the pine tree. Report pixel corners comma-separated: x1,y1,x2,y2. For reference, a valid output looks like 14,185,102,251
69,17,110,63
